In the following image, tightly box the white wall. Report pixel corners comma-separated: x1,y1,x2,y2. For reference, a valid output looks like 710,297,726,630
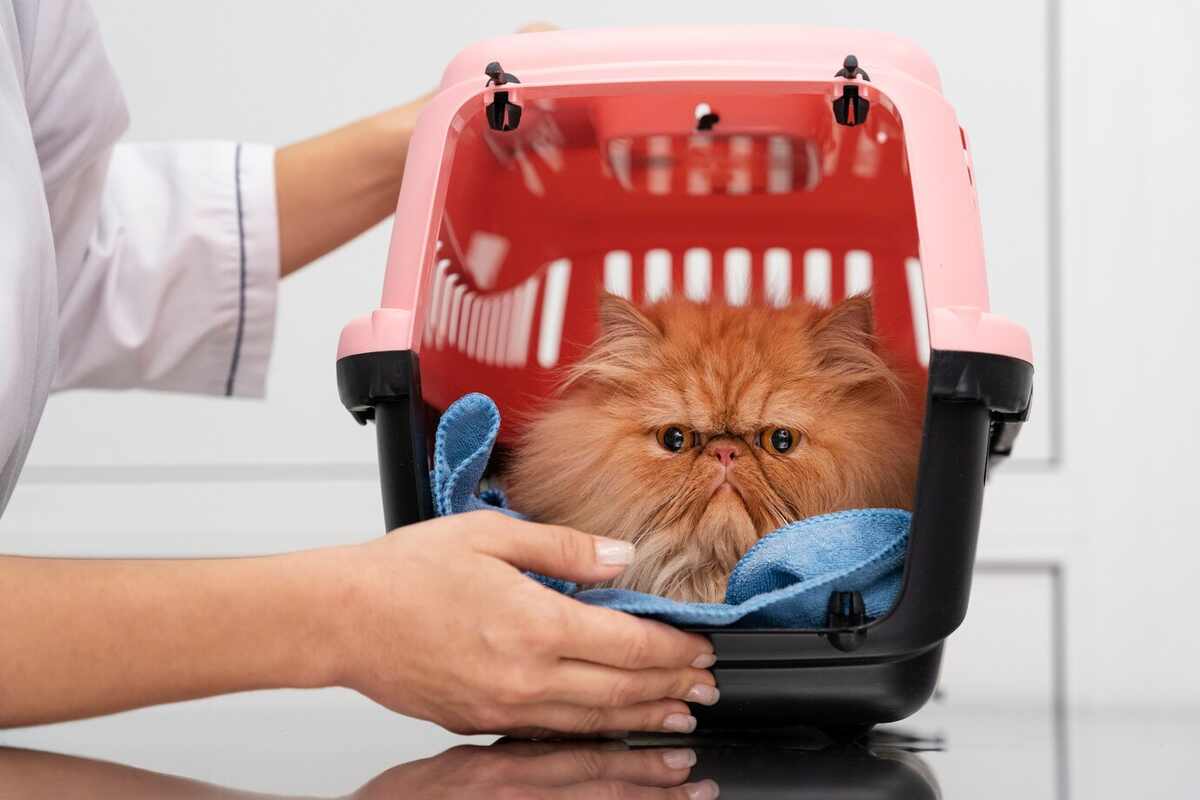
2,0,1197,712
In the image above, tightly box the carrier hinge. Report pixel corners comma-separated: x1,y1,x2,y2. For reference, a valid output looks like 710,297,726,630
832,54,870,127
824,590,869,652
484,61,522,132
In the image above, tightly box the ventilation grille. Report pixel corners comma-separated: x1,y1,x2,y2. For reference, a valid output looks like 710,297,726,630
424,248,930,369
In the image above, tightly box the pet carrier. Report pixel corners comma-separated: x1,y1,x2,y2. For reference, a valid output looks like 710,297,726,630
337,25,1033,731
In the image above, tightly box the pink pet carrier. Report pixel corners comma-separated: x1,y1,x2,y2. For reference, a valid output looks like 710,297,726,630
337,26,1033,732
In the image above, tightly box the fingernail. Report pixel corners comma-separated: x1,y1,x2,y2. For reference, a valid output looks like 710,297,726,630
662,713,697,733
594,537,635,565
683,779,720,800
661,748,697,769
691,653,717,669
686,684,720,705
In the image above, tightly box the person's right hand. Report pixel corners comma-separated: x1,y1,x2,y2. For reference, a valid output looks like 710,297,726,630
314,511,719,736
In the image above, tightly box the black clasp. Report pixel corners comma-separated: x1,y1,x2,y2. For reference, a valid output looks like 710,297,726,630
694,102,720,131
832,54,871,127
825,590,869,652
484,61,522,132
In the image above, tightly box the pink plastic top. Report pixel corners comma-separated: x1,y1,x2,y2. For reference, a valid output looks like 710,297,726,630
338,25,1032,369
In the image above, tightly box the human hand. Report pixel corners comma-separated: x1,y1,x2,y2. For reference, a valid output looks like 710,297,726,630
352,740,719,800
315,511,718,736
0,740,718,800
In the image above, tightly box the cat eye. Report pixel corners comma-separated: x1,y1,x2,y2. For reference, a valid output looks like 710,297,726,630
758,427,801,454
656,425,699,453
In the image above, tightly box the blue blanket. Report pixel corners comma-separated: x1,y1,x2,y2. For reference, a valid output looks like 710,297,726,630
432,393,909,628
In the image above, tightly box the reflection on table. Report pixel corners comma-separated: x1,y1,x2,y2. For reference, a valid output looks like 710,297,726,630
0,727,943,799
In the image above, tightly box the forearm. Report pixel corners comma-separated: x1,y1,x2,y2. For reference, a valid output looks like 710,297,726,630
274,99,425,276
0,550,344,728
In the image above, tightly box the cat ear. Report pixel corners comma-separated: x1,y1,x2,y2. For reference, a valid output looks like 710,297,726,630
561,294,661,391
598,292,661,342
808,294,893,390
812,293,875,344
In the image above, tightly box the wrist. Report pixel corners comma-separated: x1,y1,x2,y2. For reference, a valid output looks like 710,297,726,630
267,546,359,692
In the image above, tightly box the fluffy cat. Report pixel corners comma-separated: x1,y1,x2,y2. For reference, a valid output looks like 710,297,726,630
504,293,923,603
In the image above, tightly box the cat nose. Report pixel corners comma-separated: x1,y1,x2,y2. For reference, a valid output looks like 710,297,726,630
709,443,738,467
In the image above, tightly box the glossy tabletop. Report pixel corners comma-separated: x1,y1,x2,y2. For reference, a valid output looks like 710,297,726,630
0,691,1194,798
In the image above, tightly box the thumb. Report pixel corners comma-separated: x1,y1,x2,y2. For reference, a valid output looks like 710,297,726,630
470,514,635,583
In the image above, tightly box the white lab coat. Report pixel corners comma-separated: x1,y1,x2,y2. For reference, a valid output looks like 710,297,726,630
0,0,279,515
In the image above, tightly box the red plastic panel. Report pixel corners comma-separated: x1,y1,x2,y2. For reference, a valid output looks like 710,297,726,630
419,92,925,440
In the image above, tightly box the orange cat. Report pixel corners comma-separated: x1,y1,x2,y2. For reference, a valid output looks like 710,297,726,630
505,293,923,603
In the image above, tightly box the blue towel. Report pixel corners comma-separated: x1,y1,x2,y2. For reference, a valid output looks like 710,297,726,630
432,393,909,628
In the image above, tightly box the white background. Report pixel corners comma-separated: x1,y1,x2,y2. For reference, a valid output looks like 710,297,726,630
3,0,1198,728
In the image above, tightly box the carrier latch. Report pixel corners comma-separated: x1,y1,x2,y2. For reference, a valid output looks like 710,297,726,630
825,590,869,652
484,61,522,132
832,54,870,127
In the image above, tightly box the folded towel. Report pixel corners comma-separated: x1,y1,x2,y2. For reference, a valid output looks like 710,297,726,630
432,393,909,628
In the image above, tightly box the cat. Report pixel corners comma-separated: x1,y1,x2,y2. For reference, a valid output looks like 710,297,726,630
504,292,923,603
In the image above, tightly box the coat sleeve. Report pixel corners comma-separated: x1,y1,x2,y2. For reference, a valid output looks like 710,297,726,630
23,0,280,397
50,141,281,397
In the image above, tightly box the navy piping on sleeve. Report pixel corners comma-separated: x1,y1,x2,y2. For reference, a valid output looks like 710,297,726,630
224,143,248,396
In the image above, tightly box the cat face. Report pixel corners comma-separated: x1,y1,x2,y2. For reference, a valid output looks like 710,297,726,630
505,293,922,602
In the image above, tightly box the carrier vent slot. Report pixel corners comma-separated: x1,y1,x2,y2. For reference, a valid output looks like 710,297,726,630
727,135,753,195
684,248,712,301
423,258,452,347
464,231,509,289
468,299,487,362
905,258,931,367
766,135,795,194
607,139,634,190
537,258,571,367
435,272,458,349
453,293,472,351
467,296,483,360
603,250,633,299
646,136,672,196
644,249,672,302
686,134,713,195
763,247,792,307
510,277,539,367
488,295,506,365
803,249,833,307
723,248,752,305
845,250,873,296
446,283,466,350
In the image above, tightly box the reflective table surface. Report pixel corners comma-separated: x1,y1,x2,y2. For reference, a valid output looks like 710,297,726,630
1,690,1194,798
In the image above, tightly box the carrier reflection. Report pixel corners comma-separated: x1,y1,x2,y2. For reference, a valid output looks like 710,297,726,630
0,728,942,798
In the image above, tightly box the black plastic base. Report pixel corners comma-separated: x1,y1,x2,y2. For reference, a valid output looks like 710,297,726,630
337,350,433,530
338,346,1031,729
681,741,939,798
693,644,942,731
375,401,433,529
